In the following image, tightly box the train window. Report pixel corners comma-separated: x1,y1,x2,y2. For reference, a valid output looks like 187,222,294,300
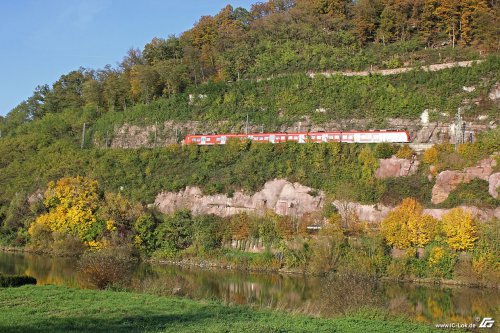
281,136,285,140
206,138,211,141
335,135,339,139
264,137,269,140
192,138,196,142
216,138,221,141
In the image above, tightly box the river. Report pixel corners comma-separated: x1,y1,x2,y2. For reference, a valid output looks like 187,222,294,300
1,251,498,325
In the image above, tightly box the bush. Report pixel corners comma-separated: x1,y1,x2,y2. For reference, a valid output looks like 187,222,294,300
78,246,138,289
308,233,345,275
0,274,37,287
51,232,85,257
441,179,500,209
395,145,414,159
374,143,398,159
422,146,438,165
425,245,456,279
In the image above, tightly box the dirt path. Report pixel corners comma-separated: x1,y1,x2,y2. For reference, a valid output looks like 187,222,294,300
307,60,484,78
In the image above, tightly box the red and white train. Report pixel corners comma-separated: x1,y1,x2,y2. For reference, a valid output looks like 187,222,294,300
184,130,410,145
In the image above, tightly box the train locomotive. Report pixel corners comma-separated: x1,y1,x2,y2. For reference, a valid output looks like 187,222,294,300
184,130,410,145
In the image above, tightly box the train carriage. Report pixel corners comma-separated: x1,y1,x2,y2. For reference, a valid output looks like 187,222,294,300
184,130,410,145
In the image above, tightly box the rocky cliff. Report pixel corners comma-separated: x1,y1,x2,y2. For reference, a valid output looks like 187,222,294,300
154,178,500,223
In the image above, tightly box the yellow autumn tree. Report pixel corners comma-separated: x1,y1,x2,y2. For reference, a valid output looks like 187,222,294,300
29,177,105,244
381,198,438,249
422,146,438,165
441,208,478,251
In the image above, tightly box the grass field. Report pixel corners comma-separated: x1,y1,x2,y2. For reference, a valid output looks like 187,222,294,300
0,285,449,333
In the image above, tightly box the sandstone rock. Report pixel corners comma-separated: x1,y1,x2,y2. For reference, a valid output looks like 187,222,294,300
489,173,500,199
464,158,496,181
431,170,465,204
375,157,419,179
333,201,391,224
424,206,495,220
154,179,324,218
154,178,499,224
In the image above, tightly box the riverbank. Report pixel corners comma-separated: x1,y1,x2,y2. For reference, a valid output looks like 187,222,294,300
152,255,500,289
0,285,451,333
1,246,497,289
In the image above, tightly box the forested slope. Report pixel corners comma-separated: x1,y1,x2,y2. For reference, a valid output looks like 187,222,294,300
0,0,499,247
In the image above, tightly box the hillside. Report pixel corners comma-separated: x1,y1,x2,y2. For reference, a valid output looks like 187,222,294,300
0,0,499,252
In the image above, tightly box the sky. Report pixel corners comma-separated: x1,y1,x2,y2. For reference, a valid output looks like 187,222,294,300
0,0,256,116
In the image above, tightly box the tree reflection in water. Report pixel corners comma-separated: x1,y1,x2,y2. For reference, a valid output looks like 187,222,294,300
0,251,498,324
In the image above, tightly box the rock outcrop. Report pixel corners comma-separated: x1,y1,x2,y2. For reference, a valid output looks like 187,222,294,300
424,206,500,221
104,117,495,149
333,201,391,223
375,157,419,179
431,158,497,204
489,82,500,101
431,171,466,205
489,173,500,199
154,178,498,223
154,179,324,218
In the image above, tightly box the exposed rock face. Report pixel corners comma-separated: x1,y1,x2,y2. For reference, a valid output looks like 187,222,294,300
423,206,499,221
431,158,497,204
375,157,419,179
154,178,498,223
154,179,324,218
489,82,500,101
464,158,496,181
333,201,391,223
105,117,495,149
489,173,500,199
431,171,466,205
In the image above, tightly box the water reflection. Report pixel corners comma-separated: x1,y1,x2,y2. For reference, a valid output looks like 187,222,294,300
1,251,498,324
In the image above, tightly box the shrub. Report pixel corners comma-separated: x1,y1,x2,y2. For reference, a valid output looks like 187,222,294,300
380,174,433,207
156,210,194,251
441,208,478,251
0,274,37,287
422,146,438,165
426,245,456,279
308,228,345,275
374,143,398,159
133,213,158,256
395,145,414,159
78,246,137,289
51,232,85,257
27,222,53,253
442,179,500,209
193,215,223,254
